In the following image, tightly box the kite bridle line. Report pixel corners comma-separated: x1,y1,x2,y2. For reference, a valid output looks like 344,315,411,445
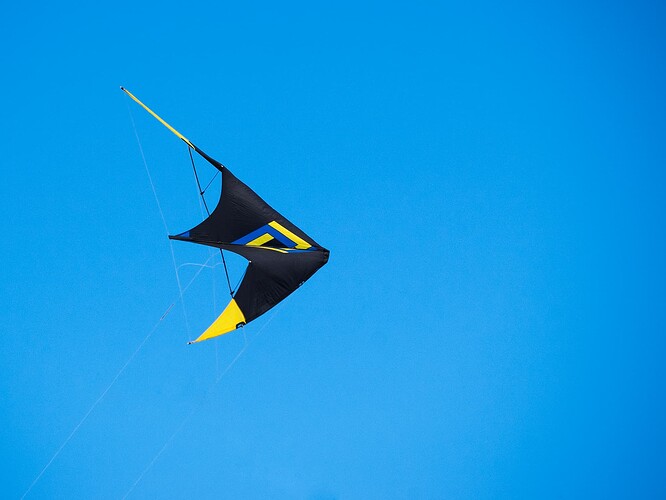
187,146,234,297
121,86,234,298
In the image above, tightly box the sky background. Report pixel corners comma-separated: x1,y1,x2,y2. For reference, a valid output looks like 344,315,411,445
2,1,666,498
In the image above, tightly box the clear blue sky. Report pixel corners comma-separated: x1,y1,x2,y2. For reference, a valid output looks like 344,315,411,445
2,1,665,498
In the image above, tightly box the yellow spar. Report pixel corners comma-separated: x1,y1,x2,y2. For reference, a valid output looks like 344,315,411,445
120,87,195,149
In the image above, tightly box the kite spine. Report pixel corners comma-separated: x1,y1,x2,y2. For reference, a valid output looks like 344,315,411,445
120,87,196,149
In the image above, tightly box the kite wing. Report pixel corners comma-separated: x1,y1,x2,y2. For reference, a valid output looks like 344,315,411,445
122,87,329,343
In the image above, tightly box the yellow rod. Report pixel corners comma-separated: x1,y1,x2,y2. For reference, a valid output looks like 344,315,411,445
120,87,195,149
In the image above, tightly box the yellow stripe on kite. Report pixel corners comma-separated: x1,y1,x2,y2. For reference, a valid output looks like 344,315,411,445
246,233,274,247
268,221,311,249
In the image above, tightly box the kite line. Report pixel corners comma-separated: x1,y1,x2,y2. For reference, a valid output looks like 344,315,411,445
20,256,215,499
122,306,282,499
127,102,194,342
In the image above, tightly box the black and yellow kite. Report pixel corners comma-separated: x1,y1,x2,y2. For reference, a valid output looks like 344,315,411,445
122,87,329,343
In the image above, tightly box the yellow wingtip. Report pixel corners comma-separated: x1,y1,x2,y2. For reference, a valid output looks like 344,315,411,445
193,298,247,343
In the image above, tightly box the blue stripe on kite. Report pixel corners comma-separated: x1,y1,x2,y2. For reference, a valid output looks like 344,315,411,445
232,226,271,245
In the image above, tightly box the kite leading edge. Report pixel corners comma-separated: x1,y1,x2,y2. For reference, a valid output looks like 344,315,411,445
122,87,329,343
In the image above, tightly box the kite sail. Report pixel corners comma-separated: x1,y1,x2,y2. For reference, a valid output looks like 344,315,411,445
122,87,329,343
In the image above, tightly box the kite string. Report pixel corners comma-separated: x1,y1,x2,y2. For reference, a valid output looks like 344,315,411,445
19,254,215,500
121,307,282,499
20,324,158,500
127,103,193,342
121,346,246,500
213,258,220,378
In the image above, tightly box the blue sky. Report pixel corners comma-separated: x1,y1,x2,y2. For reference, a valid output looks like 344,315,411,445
2,1,665,498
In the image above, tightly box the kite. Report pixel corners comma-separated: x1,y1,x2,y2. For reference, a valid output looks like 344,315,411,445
122,87,329,343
